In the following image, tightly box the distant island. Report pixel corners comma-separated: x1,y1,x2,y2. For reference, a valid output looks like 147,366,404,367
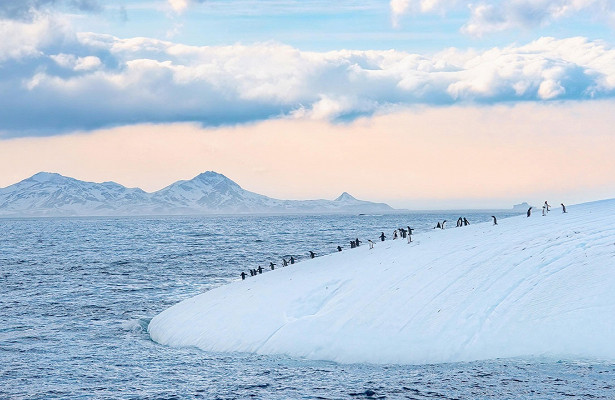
0,171,397,217
512,202,534,212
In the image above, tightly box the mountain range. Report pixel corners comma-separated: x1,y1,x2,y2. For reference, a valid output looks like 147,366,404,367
0,171,396,217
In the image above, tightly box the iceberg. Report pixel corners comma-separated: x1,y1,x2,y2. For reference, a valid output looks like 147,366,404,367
149,199,615,364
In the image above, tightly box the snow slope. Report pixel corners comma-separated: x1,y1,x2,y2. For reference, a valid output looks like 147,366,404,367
149,199,615,364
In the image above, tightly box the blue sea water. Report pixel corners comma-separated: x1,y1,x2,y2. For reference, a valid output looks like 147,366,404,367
2,211,615,399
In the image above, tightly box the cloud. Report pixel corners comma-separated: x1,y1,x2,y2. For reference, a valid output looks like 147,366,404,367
2,15,615,136
0,0,102,21
391,0,615,34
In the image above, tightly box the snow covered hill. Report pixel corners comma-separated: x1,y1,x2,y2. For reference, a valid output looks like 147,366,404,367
0,171,394,216
149,199,615,364
0,172,151,216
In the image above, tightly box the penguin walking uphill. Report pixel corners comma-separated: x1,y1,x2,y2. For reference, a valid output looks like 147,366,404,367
491,215,497,225
561,203,567,213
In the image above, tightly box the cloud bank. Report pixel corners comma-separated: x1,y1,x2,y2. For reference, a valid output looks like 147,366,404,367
2,14,615,136
391,0,615,34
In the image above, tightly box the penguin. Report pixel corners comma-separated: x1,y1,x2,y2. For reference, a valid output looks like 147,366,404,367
380,232,386,241
400,228,407,238
282,258,288,267
407,226,414,243
337,246,342,252
544,201,551,212
257,266,263,274
355,238,361,247
527,207,532,217
441,220,447,229
350,240,356,249
241,272,247,280
393,230,398,239
290,256,295,264
457,217,463,227
270,262,276,270
561,203,567,213
368,239,374,249
463,217,470,226
542,205,546,216
309,251,315,259
434,222,441,229
491,215,497,225
249,269,254,277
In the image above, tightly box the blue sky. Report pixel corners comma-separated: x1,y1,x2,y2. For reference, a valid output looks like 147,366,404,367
65,1,614,52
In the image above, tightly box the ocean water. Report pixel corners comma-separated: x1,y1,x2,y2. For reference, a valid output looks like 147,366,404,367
2,211,614,399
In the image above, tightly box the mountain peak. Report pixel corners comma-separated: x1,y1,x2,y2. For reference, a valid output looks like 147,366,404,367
28,172,68,183
335,192,357,202
192,171,240,187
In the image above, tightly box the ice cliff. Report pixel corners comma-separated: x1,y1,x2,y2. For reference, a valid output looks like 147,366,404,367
149,199,615,364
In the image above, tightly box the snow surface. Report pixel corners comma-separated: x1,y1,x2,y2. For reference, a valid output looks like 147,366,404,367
149,199,615,364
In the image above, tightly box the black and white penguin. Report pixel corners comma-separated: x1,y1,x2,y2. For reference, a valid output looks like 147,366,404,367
337,246,342,252
257,266,263,274
368,240,374,249
290,256,295,264
491,215,497,225
241,272,247,280
380,232,386,241
463,217,470,226
441,220,447,229
527,207,532,217
270,262,276,270
309,251,315,259
282,258,288,267
561,203,567,213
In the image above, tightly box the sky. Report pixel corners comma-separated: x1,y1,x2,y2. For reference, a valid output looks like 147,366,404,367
1,0,615,209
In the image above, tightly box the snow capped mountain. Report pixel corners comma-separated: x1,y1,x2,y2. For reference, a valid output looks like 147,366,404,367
0,172,150,216
0,171,396,217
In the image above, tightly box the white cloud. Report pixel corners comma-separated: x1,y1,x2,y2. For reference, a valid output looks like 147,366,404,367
2,16,615,135
50,53,102,71
391,0,615,34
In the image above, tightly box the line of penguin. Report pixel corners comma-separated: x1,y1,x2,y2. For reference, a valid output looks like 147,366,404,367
240,201,567,280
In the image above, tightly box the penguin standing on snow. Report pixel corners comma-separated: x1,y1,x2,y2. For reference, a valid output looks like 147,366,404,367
491,215,498,225
368,240,374,249
527,207,532,217
350,240,356,249
380,232,386,241
457,217,463,227
290,256,295,264
257,266,263,274
309,251,316,259
337,246,342,252
441,220,447,229
544,201,551,212
282,258,288,267
249,269,254,277
269,262,276,270
463,217,470,226
355,238,361,247
241,272,247,280
561,203,567,213
407,227,414,243
434,222,441,229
